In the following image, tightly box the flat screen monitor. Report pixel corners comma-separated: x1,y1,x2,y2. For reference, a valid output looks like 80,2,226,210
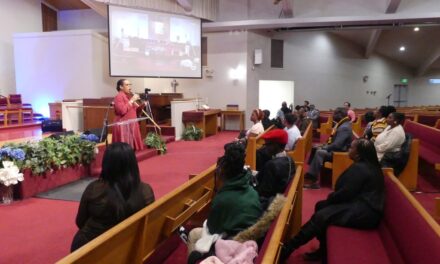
108,5,202,78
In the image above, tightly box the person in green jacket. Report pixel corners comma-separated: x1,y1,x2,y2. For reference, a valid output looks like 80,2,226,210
207,142,263,237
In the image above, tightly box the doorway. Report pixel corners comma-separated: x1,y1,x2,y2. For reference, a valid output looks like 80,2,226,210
258,80,294,119
393,84,408,107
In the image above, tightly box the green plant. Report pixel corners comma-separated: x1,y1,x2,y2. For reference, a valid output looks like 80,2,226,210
3,135,97,175
182,124,203,141
144,132,167,155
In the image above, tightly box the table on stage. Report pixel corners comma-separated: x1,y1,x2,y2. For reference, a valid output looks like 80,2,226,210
182,109,221,138
221,110,245,131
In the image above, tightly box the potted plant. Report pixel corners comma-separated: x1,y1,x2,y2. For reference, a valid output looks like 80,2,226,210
182,124,203,141
144,132,167,155
0,147,25,204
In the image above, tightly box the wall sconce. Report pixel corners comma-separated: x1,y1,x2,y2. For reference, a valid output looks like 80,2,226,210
204,67,214,78
229,65,246,81
366,90,377,95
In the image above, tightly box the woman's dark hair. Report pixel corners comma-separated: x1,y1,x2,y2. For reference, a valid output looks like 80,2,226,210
390,112,405,125
116,79,126,92
344,101,351,107
386,105,396,115
354,139,381,169
378,106,389,118
100,142,142,219
285,113,297,126
217,142,246,180
364,111,375,123
263,109,270,119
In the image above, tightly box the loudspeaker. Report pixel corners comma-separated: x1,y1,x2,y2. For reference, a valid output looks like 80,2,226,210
41,119,63,133
84,127,107,143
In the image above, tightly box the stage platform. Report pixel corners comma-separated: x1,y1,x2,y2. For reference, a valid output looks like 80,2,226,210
0,121,43,145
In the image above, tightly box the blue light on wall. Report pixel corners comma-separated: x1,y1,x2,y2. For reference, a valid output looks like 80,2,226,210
429,79,440,84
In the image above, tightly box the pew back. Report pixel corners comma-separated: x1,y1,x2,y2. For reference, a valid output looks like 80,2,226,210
288,123,312,163
57,164,217,264
245,125,274,170
256,164,304,264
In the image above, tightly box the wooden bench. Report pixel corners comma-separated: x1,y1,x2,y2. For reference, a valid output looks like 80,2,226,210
245,125,274,170
288,123,312,163
324,139,419,191
327,169,440,264
256,163,304,264
435,118,440,129
57,164,217,264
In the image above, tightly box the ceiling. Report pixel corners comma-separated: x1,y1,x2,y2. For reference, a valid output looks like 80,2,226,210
44,0,90,10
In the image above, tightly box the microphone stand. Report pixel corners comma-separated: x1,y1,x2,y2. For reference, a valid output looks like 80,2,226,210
101,102,112,146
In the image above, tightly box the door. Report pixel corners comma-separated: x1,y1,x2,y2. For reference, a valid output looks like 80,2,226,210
393,84,408,107
259,80,294,119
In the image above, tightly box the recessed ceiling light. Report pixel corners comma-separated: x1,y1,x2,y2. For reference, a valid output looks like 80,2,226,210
399,46,406,52
414,27,420,32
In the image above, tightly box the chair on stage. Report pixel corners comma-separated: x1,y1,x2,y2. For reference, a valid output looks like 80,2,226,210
9,94,31,107
8,94,33,123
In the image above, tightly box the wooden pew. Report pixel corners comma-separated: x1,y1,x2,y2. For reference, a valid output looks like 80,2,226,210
57,164,217,264
245,125,274,170
318,115,333,136
288,123,312,163
256,163,304,264
435,119,440,129
325,139,419,191
351,115,363,136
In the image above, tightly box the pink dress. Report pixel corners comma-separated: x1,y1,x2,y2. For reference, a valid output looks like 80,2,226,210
112,91,144,151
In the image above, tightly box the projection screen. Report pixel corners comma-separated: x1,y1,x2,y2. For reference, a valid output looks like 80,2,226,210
109,5,202,78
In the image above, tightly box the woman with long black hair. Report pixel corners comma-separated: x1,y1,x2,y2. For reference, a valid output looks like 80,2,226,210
281,139,385,262
71,142,155,251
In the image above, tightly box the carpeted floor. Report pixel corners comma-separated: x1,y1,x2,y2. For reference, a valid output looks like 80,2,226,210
0,131,237,264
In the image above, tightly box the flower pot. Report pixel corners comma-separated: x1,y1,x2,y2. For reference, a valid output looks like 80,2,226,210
1,184,13,204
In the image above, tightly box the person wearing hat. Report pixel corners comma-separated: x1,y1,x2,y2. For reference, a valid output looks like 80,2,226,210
254,129,296,210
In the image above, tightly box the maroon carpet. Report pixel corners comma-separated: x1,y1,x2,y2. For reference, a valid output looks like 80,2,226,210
0,132,237,264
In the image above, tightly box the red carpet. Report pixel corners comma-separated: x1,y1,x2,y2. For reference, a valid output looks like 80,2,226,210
0,132,237,264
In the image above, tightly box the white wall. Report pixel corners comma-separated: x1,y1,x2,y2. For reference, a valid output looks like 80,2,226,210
138,31,249,125
13,30,137,117
408,69,440,106
0,0,41,96
246,30,412,110
58,9,107,31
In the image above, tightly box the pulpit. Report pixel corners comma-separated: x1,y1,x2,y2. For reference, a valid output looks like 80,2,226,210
182,109,221,138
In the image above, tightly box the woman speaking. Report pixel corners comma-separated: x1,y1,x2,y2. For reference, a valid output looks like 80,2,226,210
113,79,144,151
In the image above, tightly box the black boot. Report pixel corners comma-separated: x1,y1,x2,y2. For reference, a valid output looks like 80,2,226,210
279,221,319,262
279,239,298,263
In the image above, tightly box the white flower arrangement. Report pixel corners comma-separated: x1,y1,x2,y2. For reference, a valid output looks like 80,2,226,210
0,161,24,186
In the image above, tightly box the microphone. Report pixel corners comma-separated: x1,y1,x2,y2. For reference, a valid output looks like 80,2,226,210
386,93,392,99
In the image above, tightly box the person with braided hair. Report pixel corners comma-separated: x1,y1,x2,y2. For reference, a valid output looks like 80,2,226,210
280,139,385,262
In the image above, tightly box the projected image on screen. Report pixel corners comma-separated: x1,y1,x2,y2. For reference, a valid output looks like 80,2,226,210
109,6,201,78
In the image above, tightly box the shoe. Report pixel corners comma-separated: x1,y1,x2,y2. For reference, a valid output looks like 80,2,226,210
303,249,322,261
279,244,294,263
303,182,320,189
304,173,314,182
178,226,188,244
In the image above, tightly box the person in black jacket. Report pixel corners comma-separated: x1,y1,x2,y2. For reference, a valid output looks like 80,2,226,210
280,138,385,262
304,107,353,189
254,129,296,210
71,143,155,252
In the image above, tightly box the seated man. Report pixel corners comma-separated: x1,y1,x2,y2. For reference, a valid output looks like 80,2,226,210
306,104,320,129
254,129,296,209
284,113,302,151
262,109,274,130
304,107,352,189
295,107,311,135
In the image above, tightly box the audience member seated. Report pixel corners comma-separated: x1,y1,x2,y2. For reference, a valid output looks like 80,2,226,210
254,129,296,209
361,111,375,138
276,101,291,122
245,109,265,138
375,112,407,174
303,100,311,112
374,112,405,161
261,109,274,130
344,101,356,122
188,142,262,263
280,139,385,262
70,142,155,252
284,114,302,151
304,108,352,189
364,106,395,141
295,107,311,135
306,104,320,129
